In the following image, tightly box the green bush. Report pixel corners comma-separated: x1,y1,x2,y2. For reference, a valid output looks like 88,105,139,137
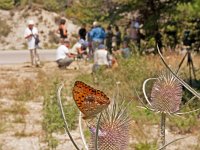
0,19,11,37
44,0,60,12
0,0,14,10
42,77,78,149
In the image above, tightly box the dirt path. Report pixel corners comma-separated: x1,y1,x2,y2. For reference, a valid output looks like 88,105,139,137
0,61,92,150
0,50,56,65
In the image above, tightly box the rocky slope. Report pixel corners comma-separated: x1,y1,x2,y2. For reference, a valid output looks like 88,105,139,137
0,6,79,50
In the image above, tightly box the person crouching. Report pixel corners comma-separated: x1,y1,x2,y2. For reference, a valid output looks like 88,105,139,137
56,39,75,69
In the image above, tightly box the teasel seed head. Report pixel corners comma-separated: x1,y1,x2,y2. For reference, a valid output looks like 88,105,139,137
89,100,131,150
151,71,182,113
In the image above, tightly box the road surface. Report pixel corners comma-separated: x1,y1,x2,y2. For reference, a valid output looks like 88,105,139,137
0,50,56,65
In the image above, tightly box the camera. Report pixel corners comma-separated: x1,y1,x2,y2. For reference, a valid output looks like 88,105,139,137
183,30,192,46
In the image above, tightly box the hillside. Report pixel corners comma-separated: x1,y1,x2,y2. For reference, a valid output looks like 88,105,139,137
0,6,79,50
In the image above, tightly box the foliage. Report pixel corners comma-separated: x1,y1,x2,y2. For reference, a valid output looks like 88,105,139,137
134,141,157,150
65,0,105,24
176,0,200,20
0,0,14,10
169,112,199,134
43,0,60,12
15,0,29,6
42,76,78,149
0,19,11,37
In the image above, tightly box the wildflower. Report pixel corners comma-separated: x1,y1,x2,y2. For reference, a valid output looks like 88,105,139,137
150,72,182,113
89,100,131,150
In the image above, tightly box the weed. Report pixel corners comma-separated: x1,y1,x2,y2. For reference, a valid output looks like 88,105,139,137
4,102,28,115
0,122,6,133
14,131,27,137
0,0,14,10
13,115,26,123
134,141,157,150
0,19,11,37
48,31,60,44
14,78,40,101
45,134,59,149
168,113,198,134
42,76,78,149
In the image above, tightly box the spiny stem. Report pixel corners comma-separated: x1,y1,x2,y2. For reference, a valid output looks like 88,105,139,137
57,83,80,150
79,112,89,150
160,112,166,149
95,112,102,150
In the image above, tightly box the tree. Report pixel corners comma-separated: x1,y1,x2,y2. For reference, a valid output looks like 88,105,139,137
0,0,14,10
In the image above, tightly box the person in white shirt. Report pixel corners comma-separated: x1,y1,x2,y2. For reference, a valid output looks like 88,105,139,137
70,39,88,59
24,20,40,67
56,39,75,69
92,44,113,73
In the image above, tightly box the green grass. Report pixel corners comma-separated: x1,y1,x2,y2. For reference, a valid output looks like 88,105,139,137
134,141,157,150
75,53,200,149
41,74,78,149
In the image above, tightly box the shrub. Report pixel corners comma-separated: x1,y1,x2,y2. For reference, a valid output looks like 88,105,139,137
49,31,60,44
0,19,11,37
0,0,14,10
44,0,60,12
42,77,78,149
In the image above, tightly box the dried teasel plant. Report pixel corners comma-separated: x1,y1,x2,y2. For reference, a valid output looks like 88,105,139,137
137,46,200,149
140,71,184,149
57,82,131,150
89,99,131,150
138,70,200,149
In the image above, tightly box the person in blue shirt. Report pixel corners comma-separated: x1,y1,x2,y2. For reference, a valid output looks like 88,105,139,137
89,21,106,54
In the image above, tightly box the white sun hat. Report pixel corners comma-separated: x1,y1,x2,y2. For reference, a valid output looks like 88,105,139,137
93,21,99,27
28,20,34,25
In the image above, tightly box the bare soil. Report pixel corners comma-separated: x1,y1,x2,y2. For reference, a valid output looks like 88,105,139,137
0,61,92,150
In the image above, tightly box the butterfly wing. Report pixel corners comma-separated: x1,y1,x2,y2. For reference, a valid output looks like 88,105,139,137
72,81,110,119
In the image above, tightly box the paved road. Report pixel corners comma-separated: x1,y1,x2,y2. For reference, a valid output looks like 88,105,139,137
0,50,56,65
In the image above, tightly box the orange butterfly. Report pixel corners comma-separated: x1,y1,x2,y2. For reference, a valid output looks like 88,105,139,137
72,81,110,119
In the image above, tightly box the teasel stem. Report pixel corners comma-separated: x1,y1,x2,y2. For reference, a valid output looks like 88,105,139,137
57,83,80,150
160,112,166,149
157,45,200,100
95,112,102,150
158,136,186,150
79,112,89,150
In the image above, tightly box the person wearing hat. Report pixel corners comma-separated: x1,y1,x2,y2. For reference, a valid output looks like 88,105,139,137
89,21,106,54
24,20,40,67
56,39,76,69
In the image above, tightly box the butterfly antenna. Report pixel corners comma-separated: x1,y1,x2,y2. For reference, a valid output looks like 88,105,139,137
57,83,80,150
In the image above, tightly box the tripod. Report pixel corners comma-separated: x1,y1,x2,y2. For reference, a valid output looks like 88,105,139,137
176,47,196,85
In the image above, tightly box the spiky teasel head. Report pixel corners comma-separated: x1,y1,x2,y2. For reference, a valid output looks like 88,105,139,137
89,100,131,150
151,71,182,113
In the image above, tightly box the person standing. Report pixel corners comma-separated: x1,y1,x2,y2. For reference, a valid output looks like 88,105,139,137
105,25,113,54
57,19,68,41
56,39,75,69
115,25,121,50
24,20,40,67
89,21,106,53
78,23,87,40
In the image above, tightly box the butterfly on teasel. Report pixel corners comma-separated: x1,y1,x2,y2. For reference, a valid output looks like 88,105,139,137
72,81,110,120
